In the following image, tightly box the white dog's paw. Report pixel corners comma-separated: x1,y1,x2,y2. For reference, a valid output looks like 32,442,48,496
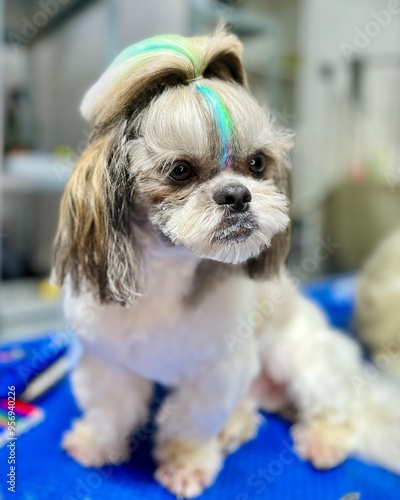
154,438,223,498
218,401,262,454
62,418,131,467
291,419,355,470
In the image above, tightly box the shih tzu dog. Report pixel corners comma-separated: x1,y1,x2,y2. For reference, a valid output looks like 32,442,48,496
53,28,400,498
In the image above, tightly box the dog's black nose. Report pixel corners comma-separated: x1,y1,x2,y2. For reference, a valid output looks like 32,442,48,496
213,183,252,212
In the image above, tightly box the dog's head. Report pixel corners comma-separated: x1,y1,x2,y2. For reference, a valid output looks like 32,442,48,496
53,28,293,305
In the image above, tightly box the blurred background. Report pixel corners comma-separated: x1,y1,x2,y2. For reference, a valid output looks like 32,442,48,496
1,0,400,340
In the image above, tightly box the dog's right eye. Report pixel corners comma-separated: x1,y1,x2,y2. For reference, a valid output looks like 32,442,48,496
169,162,195,182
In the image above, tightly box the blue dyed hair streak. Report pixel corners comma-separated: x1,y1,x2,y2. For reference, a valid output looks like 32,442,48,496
195,82,234,169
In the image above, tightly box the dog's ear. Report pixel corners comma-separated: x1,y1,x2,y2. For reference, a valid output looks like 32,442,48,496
202,27,247,87
52,123,142,306
245,155,292,280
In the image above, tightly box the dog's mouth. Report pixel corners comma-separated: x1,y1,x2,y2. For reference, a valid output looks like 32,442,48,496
213,213,259,244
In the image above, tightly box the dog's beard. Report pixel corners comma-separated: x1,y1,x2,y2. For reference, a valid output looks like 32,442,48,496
151,183,289,265
213,212,259,244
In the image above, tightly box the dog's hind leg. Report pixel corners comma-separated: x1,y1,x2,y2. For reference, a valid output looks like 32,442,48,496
218,397,262,454
258,284,400,473
257,287,361,469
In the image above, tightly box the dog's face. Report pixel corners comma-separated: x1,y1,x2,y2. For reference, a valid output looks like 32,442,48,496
53,31,293,305
131,80,290,265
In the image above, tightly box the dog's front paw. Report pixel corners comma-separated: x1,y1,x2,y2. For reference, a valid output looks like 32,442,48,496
291,419,355,470
62,418,131,467
154,438,222,498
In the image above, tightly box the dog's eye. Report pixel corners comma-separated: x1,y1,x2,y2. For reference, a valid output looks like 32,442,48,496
169,162,194,182
249,153,267,176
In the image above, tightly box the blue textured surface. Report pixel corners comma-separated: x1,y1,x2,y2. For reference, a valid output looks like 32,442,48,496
1,275,400,499
0,334,69,399
302,274,357,331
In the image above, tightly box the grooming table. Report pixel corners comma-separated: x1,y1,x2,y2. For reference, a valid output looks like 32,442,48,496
1,275,399,500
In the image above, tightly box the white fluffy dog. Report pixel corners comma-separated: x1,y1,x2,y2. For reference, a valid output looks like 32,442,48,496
53,29,400,498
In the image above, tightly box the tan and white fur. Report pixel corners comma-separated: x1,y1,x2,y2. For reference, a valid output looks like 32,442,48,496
53,29,400,498
356,226,400,380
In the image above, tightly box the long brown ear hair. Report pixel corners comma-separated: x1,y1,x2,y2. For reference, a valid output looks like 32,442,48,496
53,121,142,306
245,152,292,280
53,27,248,304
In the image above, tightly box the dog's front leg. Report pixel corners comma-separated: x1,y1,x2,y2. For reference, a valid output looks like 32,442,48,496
62,352,153,467
153,341,260,498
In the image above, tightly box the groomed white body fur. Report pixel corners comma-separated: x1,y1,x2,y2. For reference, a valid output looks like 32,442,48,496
63,238,400,497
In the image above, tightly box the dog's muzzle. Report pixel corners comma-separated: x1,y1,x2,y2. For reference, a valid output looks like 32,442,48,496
212,182,258,243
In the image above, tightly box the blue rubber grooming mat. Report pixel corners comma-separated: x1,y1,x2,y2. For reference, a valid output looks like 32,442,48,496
0,333,69,399
1,275,400,500
302,274,357,331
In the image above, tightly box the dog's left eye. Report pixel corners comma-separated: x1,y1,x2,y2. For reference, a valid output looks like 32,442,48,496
249,153,267,175
169,162,195,182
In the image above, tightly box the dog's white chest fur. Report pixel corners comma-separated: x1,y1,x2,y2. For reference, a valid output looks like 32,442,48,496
65,245,258,387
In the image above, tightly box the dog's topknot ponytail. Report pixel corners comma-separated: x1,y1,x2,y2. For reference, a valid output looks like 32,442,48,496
80,26,247,126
